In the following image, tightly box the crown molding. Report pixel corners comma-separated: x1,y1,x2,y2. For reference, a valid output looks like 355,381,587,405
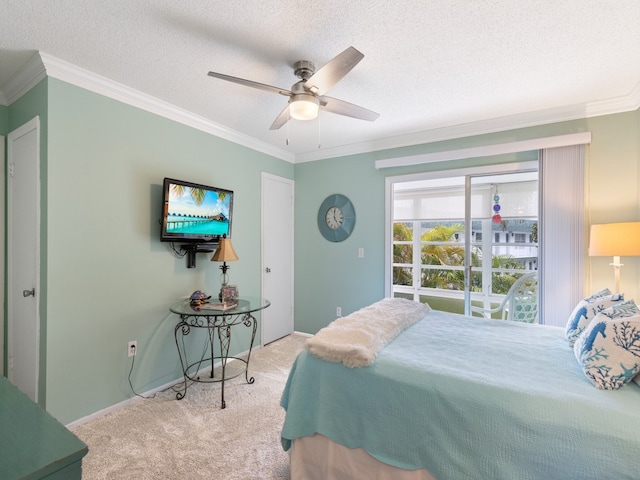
296,82,640,163
2,52,638,164
4,52,294,163
1,52,47,106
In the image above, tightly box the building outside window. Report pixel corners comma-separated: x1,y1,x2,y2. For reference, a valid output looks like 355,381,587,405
392,171,538,316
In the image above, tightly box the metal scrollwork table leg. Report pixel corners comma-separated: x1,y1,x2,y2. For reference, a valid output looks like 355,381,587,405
173,310,259,409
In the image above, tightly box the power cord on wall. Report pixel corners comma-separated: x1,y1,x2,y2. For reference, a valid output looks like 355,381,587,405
128,345,156,399
169,242,187,259
127,334,211,399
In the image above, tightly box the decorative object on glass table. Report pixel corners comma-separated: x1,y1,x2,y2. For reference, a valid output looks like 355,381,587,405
197,301,237,311
189,290,211,306
211,235,239,300
221,285,238,304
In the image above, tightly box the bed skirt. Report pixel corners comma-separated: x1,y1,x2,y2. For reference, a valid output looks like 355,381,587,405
291,434,436,480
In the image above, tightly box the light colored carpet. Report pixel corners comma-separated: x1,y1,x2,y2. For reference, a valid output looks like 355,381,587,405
73,334,307,480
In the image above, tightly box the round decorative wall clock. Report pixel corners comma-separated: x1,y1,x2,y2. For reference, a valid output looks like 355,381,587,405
317,194,356,242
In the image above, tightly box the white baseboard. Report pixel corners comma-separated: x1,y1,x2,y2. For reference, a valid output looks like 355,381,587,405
293,330,313,338
66,346,260,430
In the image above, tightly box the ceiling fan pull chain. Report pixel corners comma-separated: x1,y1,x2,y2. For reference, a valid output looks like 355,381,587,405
317,114,321,149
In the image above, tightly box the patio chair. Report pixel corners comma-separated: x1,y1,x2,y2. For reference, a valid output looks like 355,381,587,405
470,272,538,323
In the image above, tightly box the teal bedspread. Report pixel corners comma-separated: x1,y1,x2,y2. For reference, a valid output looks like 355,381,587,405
281,309,640,479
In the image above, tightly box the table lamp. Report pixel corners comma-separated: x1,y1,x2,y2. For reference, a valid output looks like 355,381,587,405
211,235,239,300
589,222,640,293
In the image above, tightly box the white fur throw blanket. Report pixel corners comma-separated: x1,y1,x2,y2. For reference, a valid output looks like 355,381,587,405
305,298,431,368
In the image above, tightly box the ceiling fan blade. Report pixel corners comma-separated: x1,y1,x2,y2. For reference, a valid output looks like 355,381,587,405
318,96,380,122
207,71,292,97
304,46,364,96
269,105,291,130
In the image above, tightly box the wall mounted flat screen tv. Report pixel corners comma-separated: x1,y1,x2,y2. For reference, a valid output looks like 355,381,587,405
160,177,233,244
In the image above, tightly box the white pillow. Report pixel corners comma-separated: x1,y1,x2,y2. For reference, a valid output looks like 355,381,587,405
574,300,640,390
565,289,624,346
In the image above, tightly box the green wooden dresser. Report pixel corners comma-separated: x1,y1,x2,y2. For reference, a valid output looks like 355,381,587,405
0,376,88,479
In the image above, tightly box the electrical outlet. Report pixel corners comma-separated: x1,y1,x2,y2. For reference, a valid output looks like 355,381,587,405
336,307,342,317
128,341,137,357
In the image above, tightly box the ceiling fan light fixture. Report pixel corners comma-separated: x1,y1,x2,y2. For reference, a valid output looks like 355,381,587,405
208,47,378,130
289,94,319,120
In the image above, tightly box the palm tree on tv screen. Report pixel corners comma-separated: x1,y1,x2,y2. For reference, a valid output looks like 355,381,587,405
171,185,227,207
171,185,206,206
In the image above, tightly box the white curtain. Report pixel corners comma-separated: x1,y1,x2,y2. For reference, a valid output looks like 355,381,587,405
394,181,538,221
539,145,585,326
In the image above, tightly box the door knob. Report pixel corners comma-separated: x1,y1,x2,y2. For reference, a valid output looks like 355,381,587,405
23,288,35,297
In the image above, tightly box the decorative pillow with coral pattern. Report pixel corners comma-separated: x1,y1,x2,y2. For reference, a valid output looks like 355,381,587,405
565,289,624,347
574,300,640,390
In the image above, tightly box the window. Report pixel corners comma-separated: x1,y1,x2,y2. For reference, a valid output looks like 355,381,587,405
383,140,587,327
391,170,538,317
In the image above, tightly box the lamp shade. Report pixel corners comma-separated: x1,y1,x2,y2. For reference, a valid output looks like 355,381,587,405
211,238,239,262
289,94,319,120
589,222,640,257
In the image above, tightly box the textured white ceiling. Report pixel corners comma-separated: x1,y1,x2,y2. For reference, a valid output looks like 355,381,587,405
1,1,640,162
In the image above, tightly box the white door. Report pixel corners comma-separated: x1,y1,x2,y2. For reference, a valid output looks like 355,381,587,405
261,173,294,345
7,117,41,402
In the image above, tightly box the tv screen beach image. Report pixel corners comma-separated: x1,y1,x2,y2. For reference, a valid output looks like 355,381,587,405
165,183,231,237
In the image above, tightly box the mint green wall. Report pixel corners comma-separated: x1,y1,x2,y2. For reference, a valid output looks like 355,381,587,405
293,112,640,334
42,79,292,424
0,104,8,134
293,156,385,333
583,111,640,294
7,80,48,134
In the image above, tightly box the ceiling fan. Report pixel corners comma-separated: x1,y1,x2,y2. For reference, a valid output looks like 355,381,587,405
207,46,380,130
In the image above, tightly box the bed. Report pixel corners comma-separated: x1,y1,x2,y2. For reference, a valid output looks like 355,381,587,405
280,298,640,479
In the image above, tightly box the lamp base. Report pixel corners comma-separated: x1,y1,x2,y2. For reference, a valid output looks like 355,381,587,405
610,255,623,294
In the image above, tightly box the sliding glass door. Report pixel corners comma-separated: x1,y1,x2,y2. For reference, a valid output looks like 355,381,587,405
468,172,538,318
391,166,538,319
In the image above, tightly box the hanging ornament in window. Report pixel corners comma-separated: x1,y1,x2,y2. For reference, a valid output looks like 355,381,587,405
492,188,501,224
